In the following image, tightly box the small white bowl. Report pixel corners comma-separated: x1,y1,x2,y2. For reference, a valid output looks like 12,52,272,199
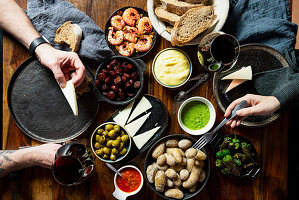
178,97,216,135
113,165,144,200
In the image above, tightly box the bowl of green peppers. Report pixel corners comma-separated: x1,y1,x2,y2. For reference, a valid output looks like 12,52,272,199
213,134,260,178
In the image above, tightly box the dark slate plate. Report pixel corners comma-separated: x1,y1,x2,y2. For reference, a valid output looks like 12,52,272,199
107,94,168,163
7,57,99,143
213,44,289,127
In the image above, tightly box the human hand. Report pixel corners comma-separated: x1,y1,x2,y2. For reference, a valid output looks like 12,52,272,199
224,94,281,128
35,43,86,88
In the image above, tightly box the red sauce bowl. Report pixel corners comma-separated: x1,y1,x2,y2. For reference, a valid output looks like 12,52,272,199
113,165,144,199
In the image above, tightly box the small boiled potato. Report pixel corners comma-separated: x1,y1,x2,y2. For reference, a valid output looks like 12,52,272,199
157,154,166,166
166,178,174,187
186,158,195,172
182,166,201,188
155,171,166,192
185,148,197,158
166,138,179,147
170,164,185,172
166,148,182,164
164,153,176,166
157,163,168,171
189,183,197,192
195,149,207,160
146,163,158,184
198,170,206,182
165,168,177,179
178,139,192,150
152,142,165,159
179,169,189,181
173,174,182,186
164,189,184,199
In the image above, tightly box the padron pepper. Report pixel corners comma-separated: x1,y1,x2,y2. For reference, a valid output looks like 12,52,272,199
216,149,230,159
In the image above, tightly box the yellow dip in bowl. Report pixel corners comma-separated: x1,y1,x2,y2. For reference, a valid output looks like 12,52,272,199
153,48,192,88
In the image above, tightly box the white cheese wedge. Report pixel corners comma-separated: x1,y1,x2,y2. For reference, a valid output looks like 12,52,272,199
221,66,252,80
125,112,151,137
225,79,248,93
127,96,152,123
133,126,161,149
113,100,135,126
60,79,78,115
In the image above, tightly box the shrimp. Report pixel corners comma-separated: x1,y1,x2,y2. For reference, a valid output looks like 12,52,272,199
137,17,152,34
111,15,125,31
122,8,140,26
117,42,135,57
123,26,139,43
135,35,152,52
108,28,124,45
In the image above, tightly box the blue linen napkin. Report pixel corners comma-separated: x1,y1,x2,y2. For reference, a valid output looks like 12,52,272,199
26,0,113,66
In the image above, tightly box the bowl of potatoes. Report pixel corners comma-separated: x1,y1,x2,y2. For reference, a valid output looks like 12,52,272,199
144,134,210,200
91,122,131,163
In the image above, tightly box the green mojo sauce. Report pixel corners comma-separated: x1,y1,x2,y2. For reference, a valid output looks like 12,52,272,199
181,101,210,130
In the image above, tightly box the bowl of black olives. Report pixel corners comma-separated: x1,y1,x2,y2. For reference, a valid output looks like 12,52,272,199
90,122,131,163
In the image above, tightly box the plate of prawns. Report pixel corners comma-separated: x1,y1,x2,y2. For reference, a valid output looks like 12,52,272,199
105,6,157,58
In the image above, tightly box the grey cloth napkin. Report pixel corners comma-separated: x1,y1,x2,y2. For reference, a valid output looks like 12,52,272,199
27,0,113,66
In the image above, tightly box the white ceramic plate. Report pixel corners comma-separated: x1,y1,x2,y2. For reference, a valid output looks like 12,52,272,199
147,0,229,45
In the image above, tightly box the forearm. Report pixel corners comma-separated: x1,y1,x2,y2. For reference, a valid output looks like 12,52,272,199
0,0,40,48
0,149,33,177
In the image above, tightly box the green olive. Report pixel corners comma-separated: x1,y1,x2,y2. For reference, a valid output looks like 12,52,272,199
112,140,120,147
114,125,121,133
95,149,103,156
105,124,114,131
110,154,117,161
121,135,129,142
99,136,106,144
94,142,101,149
95,134,101,142
118,142,124,150
111,148,119,155
108,130,117,138
116,136,121,141
97,128,104,134
106,140,113,147
102,154,109,159
102,130,109,137
120,131,126,136
119,148,127,155
103,147,111,154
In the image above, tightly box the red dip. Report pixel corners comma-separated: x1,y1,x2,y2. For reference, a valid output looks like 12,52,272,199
116,167,142,193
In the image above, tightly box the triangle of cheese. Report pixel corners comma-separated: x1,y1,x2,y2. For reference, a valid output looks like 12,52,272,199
60,79,78,115
127,97,152,124
125,112,151,137
133,126,161,149
113,100,135,126
221,66,252,80
225,79,248,93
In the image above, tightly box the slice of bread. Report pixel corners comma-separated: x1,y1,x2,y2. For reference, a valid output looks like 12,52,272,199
171,6,216,46
155,5,181,25
160,0,202,16
54,21,83,52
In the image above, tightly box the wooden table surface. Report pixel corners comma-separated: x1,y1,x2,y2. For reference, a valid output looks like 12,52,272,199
1,0,291,199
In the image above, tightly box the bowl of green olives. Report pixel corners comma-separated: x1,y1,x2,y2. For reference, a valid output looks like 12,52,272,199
90,122,131,163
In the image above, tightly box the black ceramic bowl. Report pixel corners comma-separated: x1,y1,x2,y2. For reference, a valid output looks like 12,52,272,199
94,56,146,106
105,6,157,59
144,134,210,200
212,134,260,179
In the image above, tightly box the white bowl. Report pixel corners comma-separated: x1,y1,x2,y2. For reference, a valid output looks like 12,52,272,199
147,0,230,45
113,165,144,200
178,97,216,135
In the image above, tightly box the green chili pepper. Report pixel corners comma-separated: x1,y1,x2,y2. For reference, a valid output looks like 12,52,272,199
234,142,240,150
215,159,223,167
234,158,242,166
222,167,230,174
216,149,230,159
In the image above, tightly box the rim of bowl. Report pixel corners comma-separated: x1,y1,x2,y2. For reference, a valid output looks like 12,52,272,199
178,97,216,135
113,165,144,195
90,122,132,163
152,48,192,88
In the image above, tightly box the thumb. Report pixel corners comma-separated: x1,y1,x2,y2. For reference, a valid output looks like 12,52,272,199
51,66,66,88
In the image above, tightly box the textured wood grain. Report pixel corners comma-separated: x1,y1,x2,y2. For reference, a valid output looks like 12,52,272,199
1,0,291,199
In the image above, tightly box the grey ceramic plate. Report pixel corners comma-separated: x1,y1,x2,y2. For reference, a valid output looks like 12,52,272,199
213,44,289,127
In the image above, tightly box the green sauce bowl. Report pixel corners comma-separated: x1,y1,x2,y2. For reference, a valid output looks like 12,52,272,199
178,97,216,135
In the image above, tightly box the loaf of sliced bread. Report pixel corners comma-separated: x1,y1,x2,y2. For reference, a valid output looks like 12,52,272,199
171,6,216,46
160,0,202,16
54,21,83,52
155,5,181,25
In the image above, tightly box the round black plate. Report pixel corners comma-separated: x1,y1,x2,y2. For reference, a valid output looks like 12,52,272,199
213,44,289,127
105,6,158,59
144,134,210,200
108,94,168,163
7,57,99,143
